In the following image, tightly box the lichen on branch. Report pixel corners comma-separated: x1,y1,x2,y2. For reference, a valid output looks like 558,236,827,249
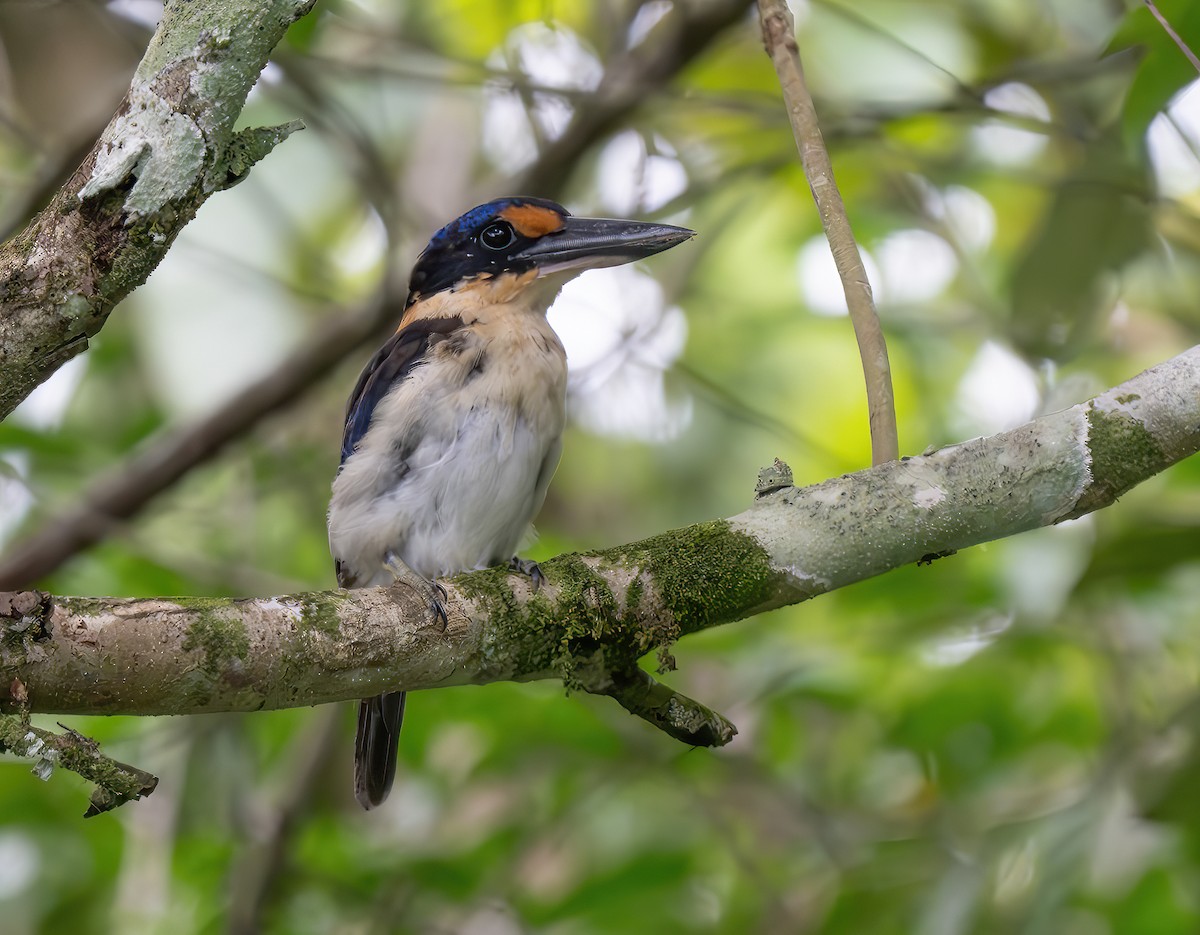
0,345,1197,813
2,344,1197,728
0,0,316,420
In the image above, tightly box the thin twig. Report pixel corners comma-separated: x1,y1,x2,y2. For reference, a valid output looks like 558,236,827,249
508,0,755,195
1144,0,1200,75
757,0,899,465
0,712,158,816
594,667,737,747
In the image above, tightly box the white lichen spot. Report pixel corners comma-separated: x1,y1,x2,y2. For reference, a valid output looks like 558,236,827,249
189,37,238,140
32,753,58,782
895,458,948,509
78,84,205,220
807,483,846,506
730,508,837,595
199,25,233,53
23,734,59,782
1066,407,1093,506
991,408,1092,523
782,566,832,594
60,294,92,321
911,486,946,510
25,243,51,270
22,733,44,758
1093,382,1162,440
260,597,304,621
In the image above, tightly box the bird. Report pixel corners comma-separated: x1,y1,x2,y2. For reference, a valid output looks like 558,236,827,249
328,196,693,809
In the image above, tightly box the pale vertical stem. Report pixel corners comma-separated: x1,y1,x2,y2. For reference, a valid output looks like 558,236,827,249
1144,1,1200,75
757,0,899,465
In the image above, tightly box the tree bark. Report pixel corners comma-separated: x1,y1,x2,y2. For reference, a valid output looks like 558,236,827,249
0,0,315,419
4,345,1197,721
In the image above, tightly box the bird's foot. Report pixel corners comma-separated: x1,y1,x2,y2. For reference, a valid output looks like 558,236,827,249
508,556,545,590
383,551,448,628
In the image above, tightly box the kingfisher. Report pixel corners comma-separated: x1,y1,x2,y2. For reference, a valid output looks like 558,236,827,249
328,196,693,809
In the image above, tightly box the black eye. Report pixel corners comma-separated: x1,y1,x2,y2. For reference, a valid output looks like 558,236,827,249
480,221,516,251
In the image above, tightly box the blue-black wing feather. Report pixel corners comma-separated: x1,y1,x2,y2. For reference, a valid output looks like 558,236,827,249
339,314,464,809
340,315,465,464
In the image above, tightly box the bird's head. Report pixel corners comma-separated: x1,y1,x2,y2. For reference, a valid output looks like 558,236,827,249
406,197,694,308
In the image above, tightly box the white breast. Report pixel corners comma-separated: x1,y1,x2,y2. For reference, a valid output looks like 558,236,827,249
328,311,567,585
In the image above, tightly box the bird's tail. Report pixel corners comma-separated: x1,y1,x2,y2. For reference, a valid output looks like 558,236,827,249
353,691,406,809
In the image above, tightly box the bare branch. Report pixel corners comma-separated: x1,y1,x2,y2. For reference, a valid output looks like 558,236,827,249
757,0,899,465
1144,1,1200,75
594,667,737,747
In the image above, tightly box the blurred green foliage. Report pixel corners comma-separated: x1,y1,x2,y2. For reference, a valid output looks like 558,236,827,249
3,0,1200,932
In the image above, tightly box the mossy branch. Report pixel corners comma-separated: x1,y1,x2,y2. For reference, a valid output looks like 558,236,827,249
0,711,158,817
0,347,1196,745
0,0,316,420
594,668,738,747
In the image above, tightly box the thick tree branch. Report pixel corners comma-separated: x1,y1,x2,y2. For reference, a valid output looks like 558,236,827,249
0,0,316,420
3,345,1197,723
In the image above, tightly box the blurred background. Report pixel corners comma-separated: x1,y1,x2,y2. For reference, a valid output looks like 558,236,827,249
2,0,1200,932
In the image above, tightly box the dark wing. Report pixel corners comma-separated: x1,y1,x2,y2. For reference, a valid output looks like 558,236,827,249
339,319,464,809
339,319,465,808
340,315,465,464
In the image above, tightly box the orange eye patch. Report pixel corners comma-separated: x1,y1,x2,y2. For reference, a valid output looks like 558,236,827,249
499,204,565,238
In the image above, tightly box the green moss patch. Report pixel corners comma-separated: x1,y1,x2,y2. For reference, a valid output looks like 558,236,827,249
455,521,779,689
617,520,778,636
1070,404,1169,518
293,592,346,636
182,608,249,678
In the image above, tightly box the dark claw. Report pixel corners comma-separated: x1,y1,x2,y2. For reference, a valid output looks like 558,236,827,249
383,550,449,628
508,556,544,590
430,582,449,629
